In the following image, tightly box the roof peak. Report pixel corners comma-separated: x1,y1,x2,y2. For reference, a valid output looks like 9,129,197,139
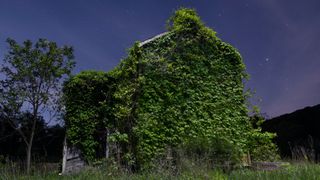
139,32,169,47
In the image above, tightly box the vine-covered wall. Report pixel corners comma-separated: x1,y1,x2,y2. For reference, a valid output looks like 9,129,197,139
63,71,114,160
63,8,277,169
126,8,251,166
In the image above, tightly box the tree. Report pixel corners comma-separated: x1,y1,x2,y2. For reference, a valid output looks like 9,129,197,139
0,38,75,173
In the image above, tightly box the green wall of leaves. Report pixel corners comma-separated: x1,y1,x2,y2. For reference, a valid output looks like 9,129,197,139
63,8,277,168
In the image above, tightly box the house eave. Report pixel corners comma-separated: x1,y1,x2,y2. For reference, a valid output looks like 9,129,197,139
139,32,169,47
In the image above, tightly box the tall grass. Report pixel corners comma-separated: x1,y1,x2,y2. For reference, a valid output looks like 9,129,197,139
229,163,320,180
0,161,59,180
2,161,320,179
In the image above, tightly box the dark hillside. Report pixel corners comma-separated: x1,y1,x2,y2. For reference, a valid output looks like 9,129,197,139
262,104,320,161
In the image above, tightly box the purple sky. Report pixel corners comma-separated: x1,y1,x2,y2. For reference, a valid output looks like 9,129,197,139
0,0,319,118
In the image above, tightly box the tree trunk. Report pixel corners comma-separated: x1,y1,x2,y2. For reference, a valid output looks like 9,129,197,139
26,140,32,174
26,107,38,174
26,124,36,174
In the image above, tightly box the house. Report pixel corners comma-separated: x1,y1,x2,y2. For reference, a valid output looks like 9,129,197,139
62,8,255,172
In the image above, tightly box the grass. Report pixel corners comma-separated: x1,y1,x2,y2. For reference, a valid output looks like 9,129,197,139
229,163,320,180
2,162,320,180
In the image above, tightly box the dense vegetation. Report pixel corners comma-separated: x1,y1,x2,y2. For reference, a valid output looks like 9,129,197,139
0,38,75,173
2,3,320,179
63,71,114,160
1,7,319,179
2,162,320,180
63,8,277,170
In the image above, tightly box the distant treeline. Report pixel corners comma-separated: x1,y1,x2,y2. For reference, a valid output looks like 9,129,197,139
0,113,64,163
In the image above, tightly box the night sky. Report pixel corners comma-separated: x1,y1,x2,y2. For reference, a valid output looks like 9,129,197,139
0,0,319,118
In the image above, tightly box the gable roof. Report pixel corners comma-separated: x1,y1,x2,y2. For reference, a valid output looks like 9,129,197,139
139,32,169,47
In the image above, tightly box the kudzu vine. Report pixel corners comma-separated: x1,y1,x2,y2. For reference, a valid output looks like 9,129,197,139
63,8,278,169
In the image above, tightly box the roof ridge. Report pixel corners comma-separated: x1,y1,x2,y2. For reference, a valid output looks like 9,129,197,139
139,32,169,47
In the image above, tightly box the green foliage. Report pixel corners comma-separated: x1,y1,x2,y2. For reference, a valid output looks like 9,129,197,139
247,109,279,161
0,38,75,173
4,162,320,180
0,38,75,116
4,161,320,180
111,8,252,168
167,8,204,33
64,8,278,169
63,71,114,160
